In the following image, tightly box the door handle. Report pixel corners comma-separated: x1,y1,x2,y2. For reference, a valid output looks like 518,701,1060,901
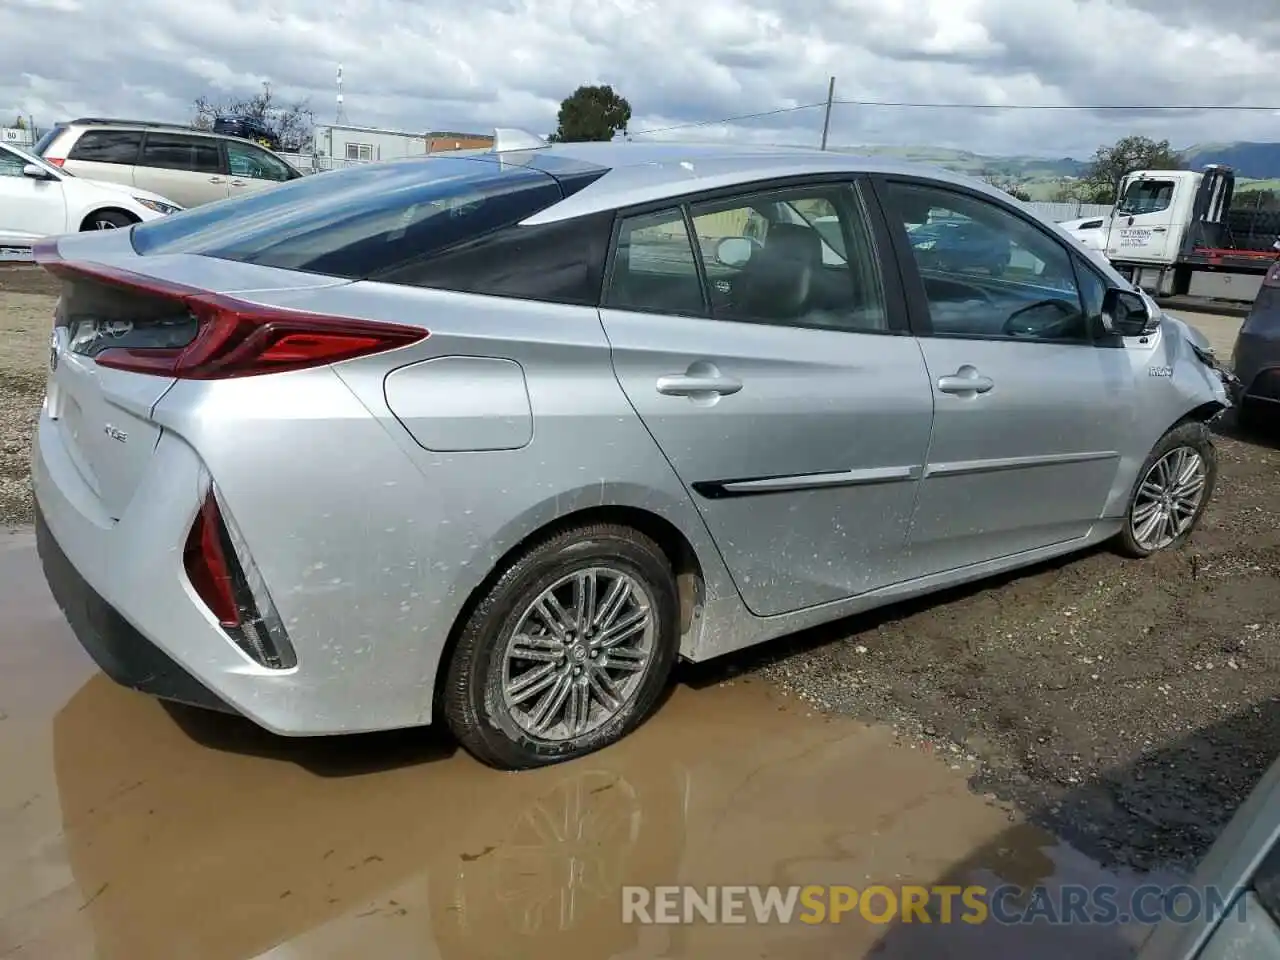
1151,227,1167,232
656,375,743,397
937,366,995,395
208,176,226,183
656,363,743,398
230,179,247,186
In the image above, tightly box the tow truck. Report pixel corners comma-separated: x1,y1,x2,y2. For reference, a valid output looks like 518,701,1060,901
1104,164,1279,309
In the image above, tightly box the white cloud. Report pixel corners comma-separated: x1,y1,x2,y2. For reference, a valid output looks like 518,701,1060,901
0,0,1276,158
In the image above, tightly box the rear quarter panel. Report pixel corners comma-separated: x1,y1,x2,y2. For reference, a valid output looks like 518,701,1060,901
154,282,740,724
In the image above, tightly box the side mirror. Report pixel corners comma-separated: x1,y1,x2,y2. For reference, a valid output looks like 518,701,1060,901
22,163,55,181
715,237,754,268
1101,287,1160,337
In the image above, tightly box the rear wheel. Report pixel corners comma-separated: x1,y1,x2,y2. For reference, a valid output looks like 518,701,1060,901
443,523,680,770
82,210,135,231
1115,421,1217,558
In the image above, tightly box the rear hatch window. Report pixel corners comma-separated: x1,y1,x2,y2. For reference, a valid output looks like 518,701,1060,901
130,156,592,280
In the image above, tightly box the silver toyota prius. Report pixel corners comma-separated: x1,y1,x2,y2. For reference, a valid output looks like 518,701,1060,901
30,135,1233,769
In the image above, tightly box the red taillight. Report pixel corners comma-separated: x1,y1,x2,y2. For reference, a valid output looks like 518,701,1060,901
1264,261,1280,289
45,157,65,167
33,253,427,379
184,494,240,627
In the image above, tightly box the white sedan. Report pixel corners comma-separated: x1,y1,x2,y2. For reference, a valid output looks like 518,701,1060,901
0,141,181,257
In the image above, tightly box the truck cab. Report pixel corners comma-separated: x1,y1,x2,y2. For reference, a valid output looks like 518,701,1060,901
1105,164,1277,303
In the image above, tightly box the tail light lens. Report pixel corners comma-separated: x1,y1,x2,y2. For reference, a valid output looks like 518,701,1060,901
44,157,65,168
184,489,297,669
185,494,240,626
1264,261,1280,289
33,249,427,379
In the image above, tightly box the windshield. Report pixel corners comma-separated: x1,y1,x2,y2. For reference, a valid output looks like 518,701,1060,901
3,142,69,177
1116,179,1175,216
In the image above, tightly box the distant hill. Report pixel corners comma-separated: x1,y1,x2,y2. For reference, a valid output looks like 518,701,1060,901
1181,142,1280,180
833,144,1089,179
833,141,1280,197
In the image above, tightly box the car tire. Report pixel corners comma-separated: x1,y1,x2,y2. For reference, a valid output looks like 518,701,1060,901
442,522,680,770
82,210,136,231
1114,420,1217,559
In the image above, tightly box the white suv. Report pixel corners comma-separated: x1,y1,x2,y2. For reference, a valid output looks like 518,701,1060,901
0,141,180,255
36,118,304,210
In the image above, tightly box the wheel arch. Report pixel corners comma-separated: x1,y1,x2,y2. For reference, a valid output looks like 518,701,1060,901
1174,399,1230,429
430,503,709,723
78,207,139,231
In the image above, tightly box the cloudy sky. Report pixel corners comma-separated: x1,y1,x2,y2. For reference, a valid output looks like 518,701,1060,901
2,0,1278,159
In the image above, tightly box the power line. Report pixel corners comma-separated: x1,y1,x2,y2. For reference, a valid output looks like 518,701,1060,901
833,99,1280,111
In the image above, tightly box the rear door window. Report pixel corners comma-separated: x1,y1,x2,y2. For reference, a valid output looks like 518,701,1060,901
67,130,143,165
139,134,221,174
130,155,578,279
603,209,707,316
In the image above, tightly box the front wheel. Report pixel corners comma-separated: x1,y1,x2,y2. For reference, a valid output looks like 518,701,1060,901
442,523,680,770
1115,421,1217,558
82,210,136,231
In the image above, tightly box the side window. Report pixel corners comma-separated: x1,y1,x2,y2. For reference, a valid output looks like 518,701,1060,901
885,182,1090,343
140,135,221,174
66,130,142,165
1117,179,1175,216
603,209,705,316
227,143,291,182
0,149,26,178
688,184,887,332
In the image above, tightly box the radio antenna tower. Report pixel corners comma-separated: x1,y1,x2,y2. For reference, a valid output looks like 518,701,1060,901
335,63,347,124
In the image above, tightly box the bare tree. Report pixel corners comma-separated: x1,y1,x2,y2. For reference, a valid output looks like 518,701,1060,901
192,82,315,152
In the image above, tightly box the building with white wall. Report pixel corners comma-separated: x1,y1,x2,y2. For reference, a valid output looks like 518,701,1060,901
313,123,428,163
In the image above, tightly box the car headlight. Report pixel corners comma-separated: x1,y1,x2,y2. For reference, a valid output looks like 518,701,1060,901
914,240,936,251
134,197,182,215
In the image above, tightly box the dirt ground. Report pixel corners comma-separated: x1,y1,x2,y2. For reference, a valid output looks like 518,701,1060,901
2,264,1277,885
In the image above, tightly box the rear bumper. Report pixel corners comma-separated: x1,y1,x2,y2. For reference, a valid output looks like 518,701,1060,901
35,506,234,714
30,408,434,736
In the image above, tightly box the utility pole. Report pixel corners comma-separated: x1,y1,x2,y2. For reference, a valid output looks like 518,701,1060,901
820,76,836,151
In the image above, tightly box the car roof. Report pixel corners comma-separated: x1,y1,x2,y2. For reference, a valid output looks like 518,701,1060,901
60,119,274,150
450,140,1013,224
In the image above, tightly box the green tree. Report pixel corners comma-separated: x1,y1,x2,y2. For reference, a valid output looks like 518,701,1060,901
191,81,314,152
1084,135,1184,202
549,84,632,143
13,116,25,130
1051,179,1114,205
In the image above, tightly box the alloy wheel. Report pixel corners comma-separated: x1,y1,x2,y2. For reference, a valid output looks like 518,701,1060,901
501,567,656,742
1130,446,1208,552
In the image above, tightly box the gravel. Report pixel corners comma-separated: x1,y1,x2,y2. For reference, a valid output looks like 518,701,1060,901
743,423,1280,873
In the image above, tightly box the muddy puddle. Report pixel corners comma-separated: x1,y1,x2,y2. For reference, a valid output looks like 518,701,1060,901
0,529,1171,958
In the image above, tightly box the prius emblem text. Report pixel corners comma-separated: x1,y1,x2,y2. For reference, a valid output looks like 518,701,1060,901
103,424,128,443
